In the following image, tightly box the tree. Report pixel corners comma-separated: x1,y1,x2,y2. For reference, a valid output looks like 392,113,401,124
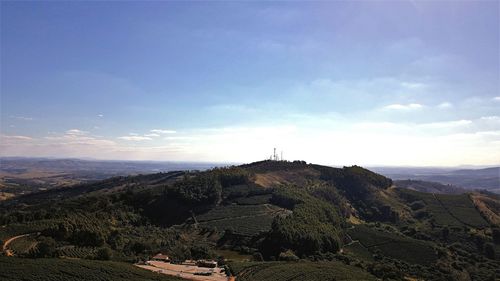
484,243,495,259
36,236,57,258
252,252,264,261
96,247,112,260
442,227,449,241
190,245,212,260
492,228,500,244
279,250,299,261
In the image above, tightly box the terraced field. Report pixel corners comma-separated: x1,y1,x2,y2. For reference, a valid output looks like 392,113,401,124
196,204,290,236
397,189,489,228
347,225,437,265
57,246,98,258
6,235,38,255
230,261,377,281
434,194,489,227
0,257,183,281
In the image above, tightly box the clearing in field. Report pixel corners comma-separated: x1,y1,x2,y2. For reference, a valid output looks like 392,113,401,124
136,260,229,281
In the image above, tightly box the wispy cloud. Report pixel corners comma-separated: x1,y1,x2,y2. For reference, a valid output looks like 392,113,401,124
418,119,472,129
480,116,500,121
118,136,152,141
0,135,33,141
144,133,160,137
150,129,176,134
65,129,88,136
400,82,426,89
9,115,33,121
437,102,453,109
493,96,500,102
383,103,423,110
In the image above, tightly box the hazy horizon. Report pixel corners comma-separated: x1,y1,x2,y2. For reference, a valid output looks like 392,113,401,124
1,1,499,166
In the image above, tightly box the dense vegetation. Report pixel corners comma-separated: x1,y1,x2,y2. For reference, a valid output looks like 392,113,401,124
230,261,377,281
1,160,499,280
261,187,343,258
0,257,183,281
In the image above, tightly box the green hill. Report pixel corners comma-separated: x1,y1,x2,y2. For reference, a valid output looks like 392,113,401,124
1,160,499,280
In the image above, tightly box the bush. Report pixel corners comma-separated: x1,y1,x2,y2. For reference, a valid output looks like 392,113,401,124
252,252,264,261
279,250,299,261
410,201,425,211
96,247,112,260
492,228,500,244
36,236,57,258
190,245,213,260
484,243,495,260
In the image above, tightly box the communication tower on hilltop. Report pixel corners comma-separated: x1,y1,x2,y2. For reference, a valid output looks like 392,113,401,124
269,148,284,161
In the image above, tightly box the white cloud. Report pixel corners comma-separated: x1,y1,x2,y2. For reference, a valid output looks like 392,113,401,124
383,103,423,110
97,114,104,117
1,135,33,141
437,102,453,109
9,115,33,121
400,82,426,89
480,116,500,121
150,129,176,134
418,119,472,129
144,133,160,137
65,129,88,136
493,96,500,102
118,136,152,141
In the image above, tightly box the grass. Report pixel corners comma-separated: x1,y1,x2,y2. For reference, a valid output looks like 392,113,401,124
0,257,184,281
230,261,377,281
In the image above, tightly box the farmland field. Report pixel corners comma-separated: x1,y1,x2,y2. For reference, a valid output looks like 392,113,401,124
347,225,437,265
196,204,289,236
6,235,37,255
56,246,98,259
435,194,489,227
0,257,184,281
230,261,377,281
396,189,489,228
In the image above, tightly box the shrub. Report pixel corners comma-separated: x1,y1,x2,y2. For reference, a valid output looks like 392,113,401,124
252,252,264,261
96,247,112,260
492,228,500,244
279,250,299,261
36,236,57,258
484,243,495,260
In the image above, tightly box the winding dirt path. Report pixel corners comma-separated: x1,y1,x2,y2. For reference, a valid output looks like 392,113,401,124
2,233,37,256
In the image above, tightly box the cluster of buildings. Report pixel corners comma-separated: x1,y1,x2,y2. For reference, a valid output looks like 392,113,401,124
151,253,218,268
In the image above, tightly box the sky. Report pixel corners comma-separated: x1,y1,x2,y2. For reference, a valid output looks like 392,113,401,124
1,1,499,166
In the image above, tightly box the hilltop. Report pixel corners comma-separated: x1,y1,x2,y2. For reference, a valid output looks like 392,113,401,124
0,160,499,280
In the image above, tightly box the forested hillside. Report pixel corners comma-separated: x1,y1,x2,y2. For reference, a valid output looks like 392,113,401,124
1,160,499,280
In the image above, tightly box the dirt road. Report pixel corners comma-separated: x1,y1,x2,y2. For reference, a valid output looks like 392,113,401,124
2,233,37,256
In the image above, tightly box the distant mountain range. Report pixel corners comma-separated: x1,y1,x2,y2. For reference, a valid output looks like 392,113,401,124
0,157,225,198
372,166,500,193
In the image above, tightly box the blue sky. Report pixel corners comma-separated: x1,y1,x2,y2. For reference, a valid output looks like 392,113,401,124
1,1,499,166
